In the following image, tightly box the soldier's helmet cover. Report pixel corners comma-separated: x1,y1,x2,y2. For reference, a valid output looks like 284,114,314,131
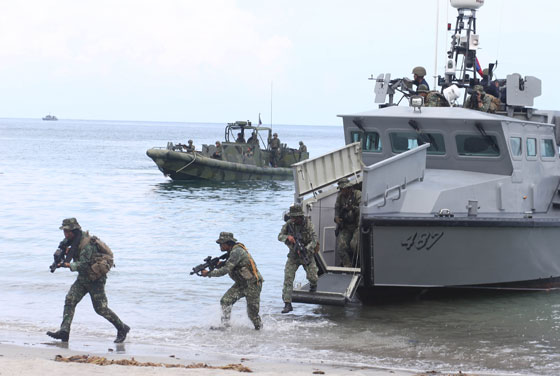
299,141,303,145
273,133,278,137
412,66,427,77
473,85,485,93
188,140,193,144
417,84,429,93
338,178,352,189
289,205,304,217
216,232,237,244
59,218,81,231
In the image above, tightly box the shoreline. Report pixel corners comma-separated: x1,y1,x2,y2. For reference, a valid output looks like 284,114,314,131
0,329,421,376
0,343,418,376
0,330,523,376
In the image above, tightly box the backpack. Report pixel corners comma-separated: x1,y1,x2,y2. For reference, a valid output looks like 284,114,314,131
79,233,114,281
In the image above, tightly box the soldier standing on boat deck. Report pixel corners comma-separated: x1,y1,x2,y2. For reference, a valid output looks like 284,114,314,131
186,140,195,152
269,133,281,167
335,178,362,267
201,232,263,330
298,141,307,153
247,131,259,146
278,205,319,314
47,218,130,343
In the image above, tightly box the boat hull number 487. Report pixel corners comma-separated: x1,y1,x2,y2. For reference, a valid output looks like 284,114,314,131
401,232,444,251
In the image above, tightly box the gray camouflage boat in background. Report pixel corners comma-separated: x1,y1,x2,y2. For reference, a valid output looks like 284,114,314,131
147,120,308,181
290,0,560,306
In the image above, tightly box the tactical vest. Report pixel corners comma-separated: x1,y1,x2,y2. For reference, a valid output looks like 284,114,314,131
79,232,114,281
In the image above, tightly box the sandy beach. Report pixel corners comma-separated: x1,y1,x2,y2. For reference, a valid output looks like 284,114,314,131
0,341,427,376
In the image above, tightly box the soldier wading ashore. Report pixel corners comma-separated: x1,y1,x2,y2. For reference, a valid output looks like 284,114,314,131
201,232,263,330
47,218,130,343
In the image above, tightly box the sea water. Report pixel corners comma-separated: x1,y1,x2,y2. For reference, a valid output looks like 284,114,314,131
1,118,559,375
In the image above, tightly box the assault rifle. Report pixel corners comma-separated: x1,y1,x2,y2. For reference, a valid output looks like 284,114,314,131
190,252,229,276
287,222,312,265
49,239,72,273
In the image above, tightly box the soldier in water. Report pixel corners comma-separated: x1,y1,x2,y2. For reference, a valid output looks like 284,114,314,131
278,205,318,314
201,232,263,330
334,178,362,267
47,218,130,343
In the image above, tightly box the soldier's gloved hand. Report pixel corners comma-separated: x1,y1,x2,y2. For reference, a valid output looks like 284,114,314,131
201,270,209,277
287,235,295,244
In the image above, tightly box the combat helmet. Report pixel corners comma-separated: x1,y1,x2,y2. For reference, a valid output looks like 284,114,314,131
417,84,429,93
338,177,352,189
289,205,304,217
216,232,237,244
412,66,427,77
59,218,81,231
188,139,193,144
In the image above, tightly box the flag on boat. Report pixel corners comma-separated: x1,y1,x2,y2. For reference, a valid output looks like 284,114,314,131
475,57,484,77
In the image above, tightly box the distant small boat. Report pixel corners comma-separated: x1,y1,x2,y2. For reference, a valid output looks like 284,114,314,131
42,114,58,121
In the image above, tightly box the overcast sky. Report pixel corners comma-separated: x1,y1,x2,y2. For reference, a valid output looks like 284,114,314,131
0,0,557,125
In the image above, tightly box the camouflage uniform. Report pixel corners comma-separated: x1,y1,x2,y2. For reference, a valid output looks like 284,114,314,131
335,179,362,267
463,85,492,112
186,140,195,152
298,141,307,153
208,232,263,329
269,134,281,167
51,218,128,342
278,206,318,304
212,142,222,159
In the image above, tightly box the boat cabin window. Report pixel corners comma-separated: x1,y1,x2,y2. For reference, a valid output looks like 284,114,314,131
540,138,555,158
389,132,445,155
527,138,537,157
351,131,382,152
455,134,500,157
510,137,522,157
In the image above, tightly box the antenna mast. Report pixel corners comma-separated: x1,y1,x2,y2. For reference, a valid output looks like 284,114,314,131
444,0,485,88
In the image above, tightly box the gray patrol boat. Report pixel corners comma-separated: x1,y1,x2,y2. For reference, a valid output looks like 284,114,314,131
147,120,308,181
290,0,560,306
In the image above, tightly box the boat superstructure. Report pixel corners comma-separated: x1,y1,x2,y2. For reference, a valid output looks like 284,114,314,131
289,0,560,305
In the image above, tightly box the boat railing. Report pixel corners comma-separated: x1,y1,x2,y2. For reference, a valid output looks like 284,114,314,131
292,142,362,200
361,143,429,215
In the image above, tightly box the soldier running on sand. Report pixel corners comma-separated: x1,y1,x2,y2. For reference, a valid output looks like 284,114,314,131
47,218,129,343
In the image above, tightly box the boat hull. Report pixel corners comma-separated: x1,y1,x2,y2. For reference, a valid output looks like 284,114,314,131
360,216,560,290
146,148,293,181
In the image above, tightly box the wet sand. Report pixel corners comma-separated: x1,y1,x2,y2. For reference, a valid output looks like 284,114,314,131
0,342,422,376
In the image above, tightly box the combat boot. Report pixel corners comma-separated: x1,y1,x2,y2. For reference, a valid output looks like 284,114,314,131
281,302,293,314
46,330,69,342
114,324,130,343
309,284,317,293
